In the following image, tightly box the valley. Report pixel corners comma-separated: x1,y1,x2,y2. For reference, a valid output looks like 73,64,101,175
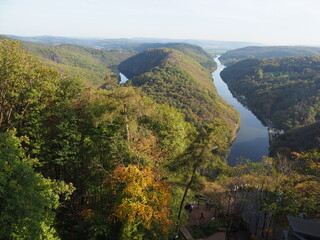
220,56,320,155
0,35,319,240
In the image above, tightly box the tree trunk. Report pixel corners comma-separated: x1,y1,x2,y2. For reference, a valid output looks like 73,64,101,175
124,109,130,142
272,220,277,240
255,214,260,236
177,163,197,225
262,212,267,238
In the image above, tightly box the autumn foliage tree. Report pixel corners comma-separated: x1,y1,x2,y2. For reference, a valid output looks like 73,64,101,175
111,164,172,240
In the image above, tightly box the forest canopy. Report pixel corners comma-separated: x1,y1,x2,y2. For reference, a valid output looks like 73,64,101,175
221,56,320,130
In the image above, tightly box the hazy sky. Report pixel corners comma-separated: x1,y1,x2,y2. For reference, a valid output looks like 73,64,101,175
0,0,319,45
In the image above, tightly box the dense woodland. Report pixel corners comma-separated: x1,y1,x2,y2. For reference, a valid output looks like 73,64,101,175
220,56,320,155
0,39,319,240
220,46,320,66
271,121,320,155
221,57,320,130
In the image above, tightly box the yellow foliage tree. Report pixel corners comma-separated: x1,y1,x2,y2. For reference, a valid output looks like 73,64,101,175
111,164,172,239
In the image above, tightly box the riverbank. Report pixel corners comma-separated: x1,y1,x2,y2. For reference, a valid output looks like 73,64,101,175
226,89,285,142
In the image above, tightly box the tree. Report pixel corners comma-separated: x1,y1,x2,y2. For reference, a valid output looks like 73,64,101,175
100,70,119,90
0,40,59,132
175,121,229,225
0,131,72,240
111,164,172,240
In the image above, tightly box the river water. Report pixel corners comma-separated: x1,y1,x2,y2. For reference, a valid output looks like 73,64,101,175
212,57,269,166
119,72,129,84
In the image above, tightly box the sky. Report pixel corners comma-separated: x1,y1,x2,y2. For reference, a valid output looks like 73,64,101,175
0,0,319,45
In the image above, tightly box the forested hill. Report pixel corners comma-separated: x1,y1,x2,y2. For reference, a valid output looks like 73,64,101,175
0,35,135,85
119,47,239,133
220,56,320,130
220,46,320,65
133,43,217,71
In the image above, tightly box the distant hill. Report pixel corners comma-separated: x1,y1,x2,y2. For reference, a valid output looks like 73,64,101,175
220,46,320,65
220,56,320,130
119,47,239,136
5,34,261,52
271,121,320,155
0,35,135,85
131,38,262,51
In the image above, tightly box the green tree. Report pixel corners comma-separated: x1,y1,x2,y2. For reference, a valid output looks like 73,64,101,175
100,70,119,90
0,131,66,240
175,121,229,225
0,40,59,132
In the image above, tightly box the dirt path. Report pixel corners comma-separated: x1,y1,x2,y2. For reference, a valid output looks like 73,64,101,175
203,231,250,240
187,203,216,227
183,204,250,240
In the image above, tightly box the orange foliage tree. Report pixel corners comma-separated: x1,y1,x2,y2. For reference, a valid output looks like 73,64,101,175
111,164,172,239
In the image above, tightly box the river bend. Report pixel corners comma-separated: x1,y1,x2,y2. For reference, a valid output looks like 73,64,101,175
212,57,269,166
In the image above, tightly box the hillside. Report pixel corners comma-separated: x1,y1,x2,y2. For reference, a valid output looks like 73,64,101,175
220,46,320,65
119,48,239,136
220,56,320,130
271,121,320,155
0,35,135,85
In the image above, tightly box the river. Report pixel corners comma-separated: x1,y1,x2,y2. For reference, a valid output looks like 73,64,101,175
212,57,269,166
119,72,129,84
